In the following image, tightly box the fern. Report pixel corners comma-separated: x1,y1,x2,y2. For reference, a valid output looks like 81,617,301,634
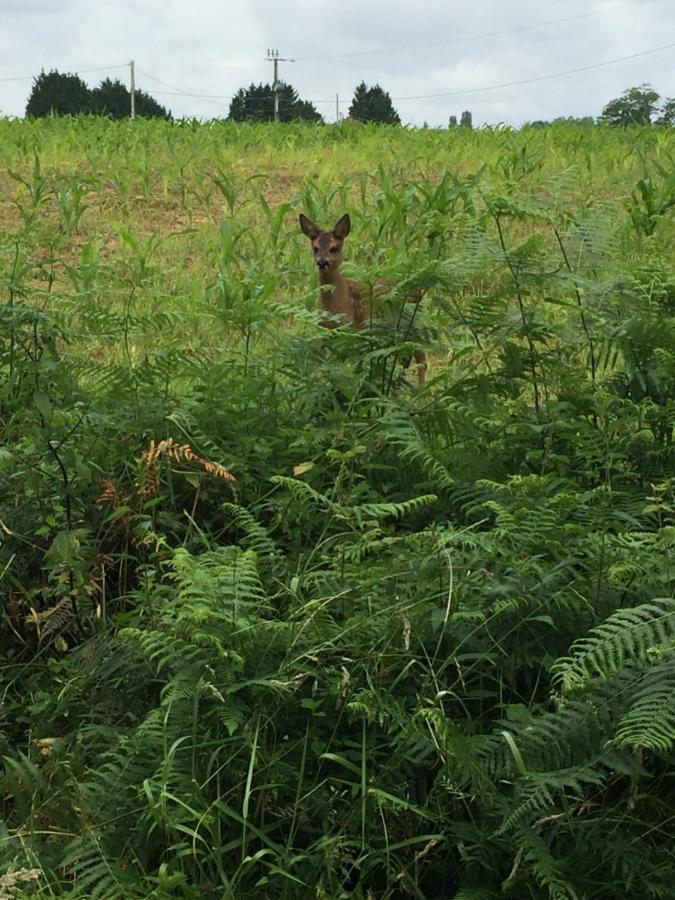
496,766,607,838
553,598,675,690
222,502,280,559
483,696,617,775
378,408,455,491
615,655,675,751
517,830,579,900
271,473,437,530
4,117,675,899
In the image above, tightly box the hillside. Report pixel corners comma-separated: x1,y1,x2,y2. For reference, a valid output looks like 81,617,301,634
1,117,675,899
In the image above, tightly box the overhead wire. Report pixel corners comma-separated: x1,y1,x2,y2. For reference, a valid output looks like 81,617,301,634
0,63,128,83
1,6,672,119
138,67,335,107
388,40,675,102
292,1,628,61
135,67,226,99
150,89,334,105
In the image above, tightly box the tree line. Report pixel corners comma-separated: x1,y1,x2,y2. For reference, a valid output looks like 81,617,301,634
23,70,675,128
229,80,410,124
26,70,170,119
600,84,675,126
25,71,404,124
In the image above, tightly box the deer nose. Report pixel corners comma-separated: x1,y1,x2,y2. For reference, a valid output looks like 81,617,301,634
317,258,330,269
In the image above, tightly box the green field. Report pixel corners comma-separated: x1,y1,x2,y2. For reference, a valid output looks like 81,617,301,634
2,116,675,899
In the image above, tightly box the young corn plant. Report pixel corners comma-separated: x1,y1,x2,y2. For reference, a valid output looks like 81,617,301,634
1,116,675,900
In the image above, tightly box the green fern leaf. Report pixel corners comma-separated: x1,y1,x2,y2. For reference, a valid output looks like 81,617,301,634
615,656,675,751
553,598,675,691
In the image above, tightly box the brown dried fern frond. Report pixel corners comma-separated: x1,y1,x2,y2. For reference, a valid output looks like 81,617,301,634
139,438,237,498
26,595,76,642
96,480,130,507
0,867,41,899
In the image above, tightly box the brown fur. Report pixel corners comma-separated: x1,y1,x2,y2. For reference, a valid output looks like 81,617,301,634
299,213,427,385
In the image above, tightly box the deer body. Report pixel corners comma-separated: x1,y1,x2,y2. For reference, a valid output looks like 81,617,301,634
299,213,426,384
317,261,366,329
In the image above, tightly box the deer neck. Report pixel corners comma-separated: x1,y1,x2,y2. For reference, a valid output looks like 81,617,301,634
316,264,363,328
318,267,348,310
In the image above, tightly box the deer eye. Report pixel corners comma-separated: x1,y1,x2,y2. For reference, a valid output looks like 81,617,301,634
313,246,319,253
329,246,339,253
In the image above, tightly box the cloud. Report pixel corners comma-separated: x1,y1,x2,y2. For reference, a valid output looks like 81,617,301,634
0,0,673,124
0,0,73,15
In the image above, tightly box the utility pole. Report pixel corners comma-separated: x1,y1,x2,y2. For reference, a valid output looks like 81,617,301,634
129,59,136,119
266,49,294,122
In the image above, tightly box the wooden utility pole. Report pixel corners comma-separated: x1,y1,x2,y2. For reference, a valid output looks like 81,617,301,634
129,59,136,119
266,49,293,122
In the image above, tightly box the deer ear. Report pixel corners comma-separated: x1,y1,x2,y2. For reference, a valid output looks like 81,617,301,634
299,213,320,239
332,213,351,239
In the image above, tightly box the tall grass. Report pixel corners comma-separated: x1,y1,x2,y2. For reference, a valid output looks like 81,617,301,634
1,116,675,898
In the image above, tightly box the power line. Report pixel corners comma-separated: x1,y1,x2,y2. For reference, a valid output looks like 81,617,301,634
149,88,335,105
292,2,627,62
137,66,335,106
134,68,228,109
135,67,213,97
3,33,673,120
134,69,333,110
118,41,675,110
0,63,127,83
389,40,675,102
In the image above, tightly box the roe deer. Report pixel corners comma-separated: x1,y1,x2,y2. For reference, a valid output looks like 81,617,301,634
299,212,427,385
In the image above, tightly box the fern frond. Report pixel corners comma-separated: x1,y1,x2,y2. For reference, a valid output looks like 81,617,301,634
338,493,437,526
553,598,675,691
518,830,579,900
483,695,617,775
26,595,76,642
451,890,501,900
272,473,436,530
379,408,455,491
222,502,280,558
60,838,137,900
171,546,267,613
269,474,331,510
0,867,42,899
139,437,237,498
615,655,675,751
497,766,606,838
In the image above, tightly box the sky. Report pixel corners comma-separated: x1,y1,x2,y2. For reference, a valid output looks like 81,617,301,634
0,0,674,126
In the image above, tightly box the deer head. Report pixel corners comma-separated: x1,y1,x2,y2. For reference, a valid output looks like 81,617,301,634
299,213,351,274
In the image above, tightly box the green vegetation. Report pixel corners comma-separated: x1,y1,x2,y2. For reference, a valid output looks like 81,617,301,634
228,82,321,123
348,83,401,124
26,71,170,119
600,84,675,127
1,116,675,899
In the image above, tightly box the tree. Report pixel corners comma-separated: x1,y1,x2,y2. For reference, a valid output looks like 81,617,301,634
448,115,458,128
526,116,595,128
228,82,321,122
655,98,675,127
460,110,473,129
601,84,660,125
348,82,400,124
91,78,170,119
134,86,170,118
26,70,170,119
26,70,92,117
90,78,128,118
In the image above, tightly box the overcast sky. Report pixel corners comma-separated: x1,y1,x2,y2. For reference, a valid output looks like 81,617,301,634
1,0,674,125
